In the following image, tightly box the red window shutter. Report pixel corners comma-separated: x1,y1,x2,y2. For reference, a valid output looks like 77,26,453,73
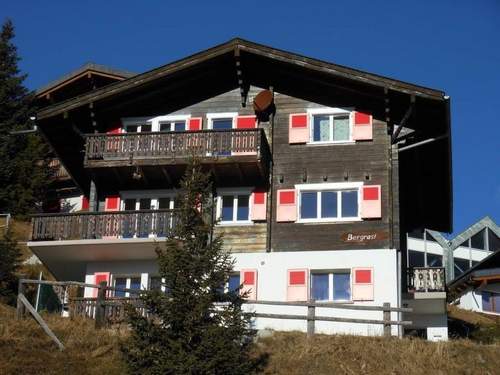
236,115,257,129
289,271,306,285
352,111,373,141
352,268,374,301
250,189,266,221
188,117,202,131
361,185,381,219
106,121,122,134
93,272,110,297
240,269,257,300
81,196,89,211
289,113,309,144
105,195,120,211
276,189,297,222
287,269,308,301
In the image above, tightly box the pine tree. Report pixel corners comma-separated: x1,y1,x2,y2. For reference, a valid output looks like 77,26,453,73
122,160,263,374
0,229,21,305
0,19,50,217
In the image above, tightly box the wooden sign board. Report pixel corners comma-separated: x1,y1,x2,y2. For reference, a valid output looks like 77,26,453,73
341,231,389,244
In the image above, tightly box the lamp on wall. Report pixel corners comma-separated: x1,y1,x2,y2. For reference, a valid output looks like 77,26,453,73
132,166,143,180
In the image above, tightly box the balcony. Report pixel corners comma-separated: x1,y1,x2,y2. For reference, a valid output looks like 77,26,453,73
83,129,270,187
31,210,176,241
406,267,446,299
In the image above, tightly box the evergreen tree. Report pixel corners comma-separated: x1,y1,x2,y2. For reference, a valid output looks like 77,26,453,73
0,19,50,217
0,229,21,305
122,160,263,374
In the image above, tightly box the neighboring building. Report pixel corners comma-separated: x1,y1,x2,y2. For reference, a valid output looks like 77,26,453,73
407,217,500,282
448,249,500,315
28,39,453,340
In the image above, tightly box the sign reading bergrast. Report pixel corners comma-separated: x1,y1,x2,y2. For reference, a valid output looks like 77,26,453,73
341,231,389,243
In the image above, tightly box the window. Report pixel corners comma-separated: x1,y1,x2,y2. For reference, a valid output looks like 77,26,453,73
482,292,500,313
471,229,486,250
217,189,251,224
408,250,425,268
488,229,500,252
297,183,361,222
454,258,470,277
228,273,241,293
207,113,236,156
113,276,142,297
123,121,152,133
311,271,351,301
427,253,443,267
311,114,350,143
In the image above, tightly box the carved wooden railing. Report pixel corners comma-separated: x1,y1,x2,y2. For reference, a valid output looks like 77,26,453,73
84,128,270,163
69,296,145,323
31,209,176,241
48,158,70,180
407,267,446,293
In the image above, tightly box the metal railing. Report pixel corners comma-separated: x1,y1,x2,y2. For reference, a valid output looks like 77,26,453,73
84,128,270,163
407,267,446,293
31,209,176,241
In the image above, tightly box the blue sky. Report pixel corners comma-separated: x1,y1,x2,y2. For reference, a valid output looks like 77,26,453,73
2,1,499,235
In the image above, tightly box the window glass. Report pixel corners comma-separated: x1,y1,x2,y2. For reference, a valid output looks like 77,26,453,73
236,195,249,221
114,278,127,297
482,292,492,312
139,198,151,210
150,277,162,291
488,229,500,252
341,190,358,218
425,232,438,242
333,116,350,141
408,250,425,268
221,196,234,221
313,115,330,142
212,118,233,130
158,197,171,210
127,125,138,133
311,273,329,301
408,229,424,239
124,199,136,211
454,258,470,277
174,121,186,132
493,293,500,313
459,240,469,248
427,253,443,267
130,277,141,291
321,191,337,218
301,192,317,219
228,274,240,293
159,123,170,132
141,124,152,132
471,229,485,250
333,273,351,301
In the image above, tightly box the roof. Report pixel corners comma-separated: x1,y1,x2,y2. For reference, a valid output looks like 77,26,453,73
36,38,446,120
36,62,136,97
447,249,500,301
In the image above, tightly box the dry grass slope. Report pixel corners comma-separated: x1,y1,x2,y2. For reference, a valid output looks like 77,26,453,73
1,303,499,375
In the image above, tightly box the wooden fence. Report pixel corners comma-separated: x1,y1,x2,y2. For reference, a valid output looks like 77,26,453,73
17,278,412,348
31,209,176,241
84,128,269,162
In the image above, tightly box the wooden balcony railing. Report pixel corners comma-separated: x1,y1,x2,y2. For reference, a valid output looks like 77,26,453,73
31,209,176,241
407,267,446,293
84,128,270,164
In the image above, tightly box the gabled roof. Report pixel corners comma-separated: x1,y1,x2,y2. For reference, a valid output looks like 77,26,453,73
36,62,135,98
36,38,446,120
450,216,500,250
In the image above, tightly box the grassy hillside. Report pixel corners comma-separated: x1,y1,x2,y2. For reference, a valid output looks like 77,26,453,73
1,303,500,375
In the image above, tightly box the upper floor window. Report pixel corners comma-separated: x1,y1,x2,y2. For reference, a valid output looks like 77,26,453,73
308,108,352,144
311,271,351,302
122,118,152,133
113,275,141,297
216,188,251,225
207,113,237,131
296,183,361,223
159,120,186,132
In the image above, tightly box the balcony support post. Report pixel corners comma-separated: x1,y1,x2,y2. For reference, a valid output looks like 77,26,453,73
89,179,98,212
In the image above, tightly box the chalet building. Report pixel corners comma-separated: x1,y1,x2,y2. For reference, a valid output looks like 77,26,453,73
28,39,453,340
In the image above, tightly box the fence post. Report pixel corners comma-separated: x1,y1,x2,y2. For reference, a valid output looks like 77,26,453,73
307,301,315,338
16,279,25,319
383,302,391,337
95,281,107,329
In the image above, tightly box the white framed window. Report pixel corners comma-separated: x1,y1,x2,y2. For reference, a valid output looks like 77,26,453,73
156,114,190,132
307,108,353,144
206,112,237,130
216,188,252,225
296,182,362,223
120,190,176,211
112,275,142,297
310,270,351,302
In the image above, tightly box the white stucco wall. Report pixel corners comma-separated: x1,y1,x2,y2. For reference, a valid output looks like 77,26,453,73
459,283,500,315
84,249,401,337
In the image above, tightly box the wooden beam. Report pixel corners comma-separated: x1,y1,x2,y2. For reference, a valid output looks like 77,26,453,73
234,46,247,107
234,162,244,183
160,166,173,186
392,95,415,144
